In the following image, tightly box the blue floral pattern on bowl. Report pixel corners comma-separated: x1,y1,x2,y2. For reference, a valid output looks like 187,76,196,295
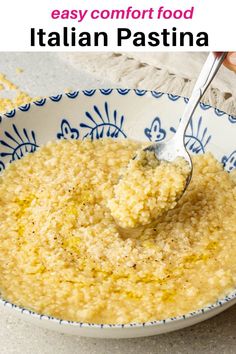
170,116,211,154
80,102,127,140
144,117,166,142
0,124,38,162
222,150,236,172
57,119,79,140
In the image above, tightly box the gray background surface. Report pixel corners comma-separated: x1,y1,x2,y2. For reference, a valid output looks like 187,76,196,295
1,307,236,354
0,52,235,354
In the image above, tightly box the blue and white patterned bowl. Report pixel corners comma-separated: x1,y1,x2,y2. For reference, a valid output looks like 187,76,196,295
0,89,236,338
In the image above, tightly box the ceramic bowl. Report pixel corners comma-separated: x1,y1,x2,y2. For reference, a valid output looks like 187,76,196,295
0,89,236,338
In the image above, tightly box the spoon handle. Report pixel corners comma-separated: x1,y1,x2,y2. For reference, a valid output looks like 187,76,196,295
175,52,227,140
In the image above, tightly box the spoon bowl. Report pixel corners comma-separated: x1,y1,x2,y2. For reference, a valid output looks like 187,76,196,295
144,136,193,197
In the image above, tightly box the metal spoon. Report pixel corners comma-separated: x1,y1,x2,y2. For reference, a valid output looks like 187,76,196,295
113,52,227,232
144,52,227,192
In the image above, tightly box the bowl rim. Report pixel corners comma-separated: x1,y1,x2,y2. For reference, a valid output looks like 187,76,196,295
0,87,235,330
1,88,236,124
